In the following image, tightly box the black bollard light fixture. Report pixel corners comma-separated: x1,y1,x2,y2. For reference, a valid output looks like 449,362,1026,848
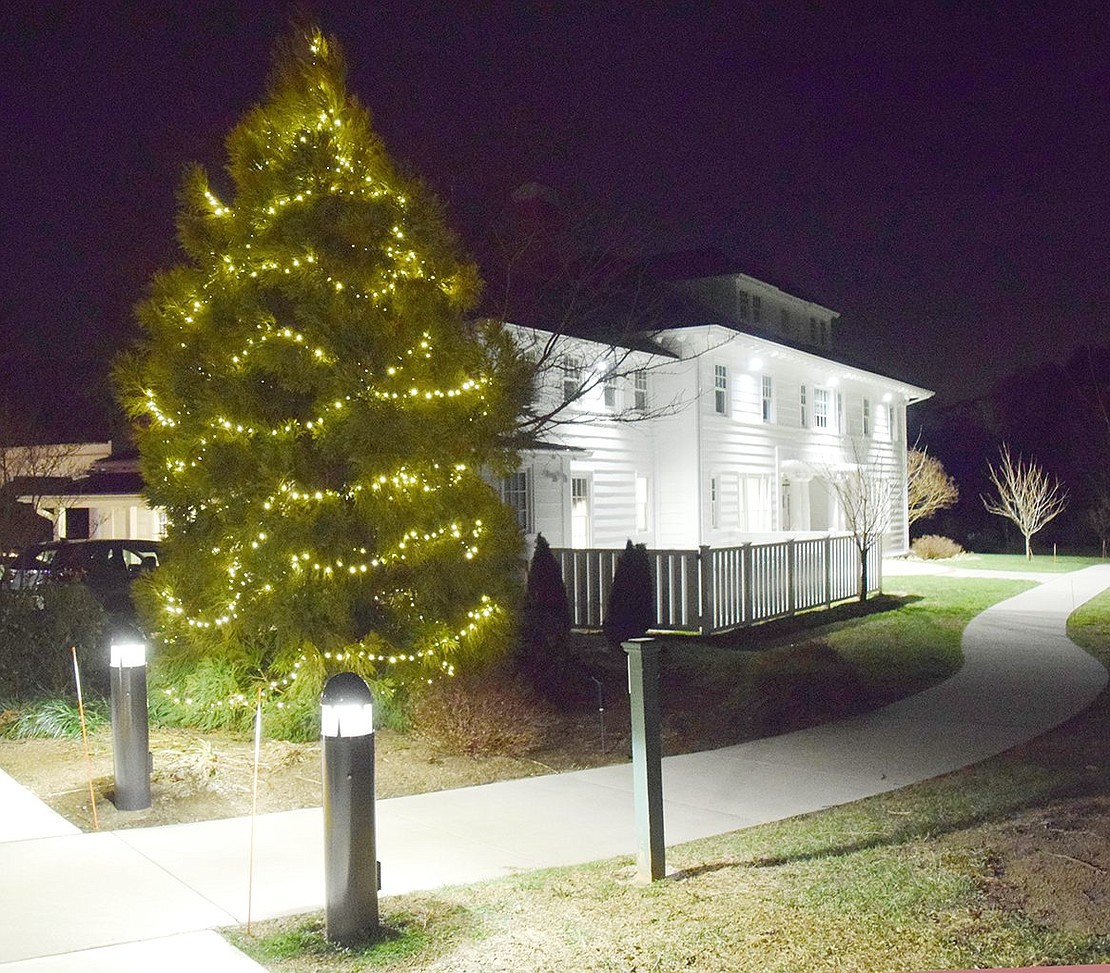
321,672,380,945
109,638,151,810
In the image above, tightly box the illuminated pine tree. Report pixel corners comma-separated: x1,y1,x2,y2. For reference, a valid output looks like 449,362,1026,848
117,26,531,713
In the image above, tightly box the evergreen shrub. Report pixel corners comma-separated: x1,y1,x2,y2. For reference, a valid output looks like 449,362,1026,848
603,540,655,649
517,534,573,700
0,583,106,698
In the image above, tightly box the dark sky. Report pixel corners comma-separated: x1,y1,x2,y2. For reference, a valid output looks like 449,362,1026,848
2,2,1108,436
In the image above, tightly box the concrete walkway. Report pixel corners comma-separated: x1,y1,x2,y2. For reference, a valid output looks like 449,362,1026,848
2,565,1108,971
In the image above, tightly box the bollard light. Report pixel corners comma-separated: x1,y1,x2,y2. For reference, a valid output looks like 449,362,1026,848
321,672,380,945
109,637,151,811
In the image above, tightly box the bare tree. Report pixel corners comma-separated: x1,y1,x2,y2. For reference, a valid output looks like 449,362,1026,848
981,444,1068,560
482,184,704,445
907,447,959,527
1087,490,1110,559
818,438,898,601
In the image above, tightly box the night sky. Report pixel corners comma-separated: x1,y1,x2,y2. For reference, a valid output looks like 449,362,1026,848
3,2,1107,437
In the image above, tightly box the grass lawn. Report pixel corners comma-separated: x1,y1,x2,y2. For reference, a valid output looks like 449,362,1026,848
943,552,1106,573
231,575,1110,972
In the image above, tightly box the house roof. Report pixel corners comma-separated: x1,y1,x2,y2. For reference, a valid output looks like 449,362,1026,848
16,450,145,503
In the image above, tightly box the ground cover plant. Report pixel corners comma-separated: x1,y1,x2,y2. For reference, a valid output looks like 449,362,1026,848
230,582,1110,972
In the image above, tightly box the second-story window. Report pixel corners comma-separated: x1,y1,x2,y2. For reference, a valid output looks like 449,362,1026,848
562,358,581,404
737,290,750,322
863,398,871,436
836,391,844,433
714,364,729,415
761,374,774,423
603,371,619,410
814,386,829,429
752,295,762,323
799,384,808,427
633,369,648,411
809,317,818,343
780,307,791,333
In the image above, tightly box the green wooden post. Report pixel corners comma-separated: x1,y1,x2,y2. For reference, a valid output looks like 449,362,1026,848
624,638,665,882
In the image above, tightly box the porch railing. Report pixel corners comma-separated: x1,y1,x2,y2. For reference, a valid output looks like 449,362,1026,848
551,535,882,636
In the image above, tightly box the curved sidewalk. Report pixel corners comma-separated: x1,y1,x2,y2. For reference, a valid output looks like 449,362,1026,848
1,565,1108,970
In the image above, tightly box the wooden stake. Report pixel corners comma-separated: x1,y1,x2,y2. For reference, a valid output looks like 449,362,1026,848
246,688,263,935
71,647,99,832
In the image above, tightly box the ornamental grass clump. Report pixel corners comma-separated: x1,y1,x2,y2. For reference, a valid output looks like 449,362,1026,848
911,535,965,560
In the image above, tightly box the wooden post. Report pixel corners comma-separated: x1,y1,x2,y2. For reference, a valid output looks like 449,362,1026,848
824,534,833,608
699,545,715,636
624,639,665,883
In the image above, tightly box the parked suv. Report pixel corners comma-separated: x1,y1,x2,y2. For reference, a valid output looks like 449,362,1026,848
4,539,161,618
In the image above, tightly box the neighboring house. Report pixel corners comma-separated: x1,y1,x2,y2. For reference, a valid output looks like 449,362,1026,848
16,445,164,543
500,270,933,558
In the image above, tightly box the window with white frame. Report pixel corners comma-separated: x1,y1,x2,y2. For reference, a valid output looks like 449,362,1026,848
561,358,581,404
603,371,619,410
835,391,844,433
739,474,773,531
761,374,774,423
635,474,650,532
799,383,808,427
500,470,533,533
814,386,829,429
890,402,900,441
714,364,729,415
633,369,648,410
862,397,871,436
571,475,591,547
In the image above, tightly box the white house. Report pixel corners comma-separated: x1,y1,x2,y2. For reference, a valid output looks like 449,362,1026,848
14,445,164,543
499,270,933,559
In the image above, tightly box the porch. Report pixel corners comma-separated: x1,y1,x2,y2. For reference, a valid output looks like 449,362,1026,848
551,534,882,636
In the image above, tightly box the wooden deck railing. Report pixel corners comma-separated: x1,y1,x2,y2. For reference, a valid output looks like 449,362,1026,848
551,535,881,636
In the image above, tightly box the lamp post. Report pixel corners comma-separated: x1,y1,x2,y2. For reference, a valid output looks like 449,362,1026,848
109,639,151,811
321,672,379,945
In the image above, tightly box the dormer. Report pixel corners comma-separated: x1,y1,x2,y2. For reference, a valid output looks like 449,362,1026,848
674,272,838,351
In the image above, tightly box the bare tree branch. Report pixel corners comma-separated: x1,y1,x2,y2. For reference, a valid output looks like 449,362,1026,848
981,444,1068,559
907,447,959,527
813,437,898,601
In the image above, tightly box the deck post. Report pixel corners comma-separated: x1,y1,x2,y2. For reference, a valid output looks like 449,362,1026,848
698,545,714,635
624,638,665,883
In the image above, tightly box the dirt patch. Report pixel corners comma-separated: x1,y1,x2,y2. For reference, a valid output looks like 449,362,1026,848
950,796,1110,936
0,714,625,832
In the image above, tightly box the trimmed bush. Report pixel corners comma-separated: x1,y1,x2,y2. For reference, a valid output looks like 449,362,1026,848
0,583,107,698
412,669,548,756
912,534,965,560
603,540,655,650
517,534,573,700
